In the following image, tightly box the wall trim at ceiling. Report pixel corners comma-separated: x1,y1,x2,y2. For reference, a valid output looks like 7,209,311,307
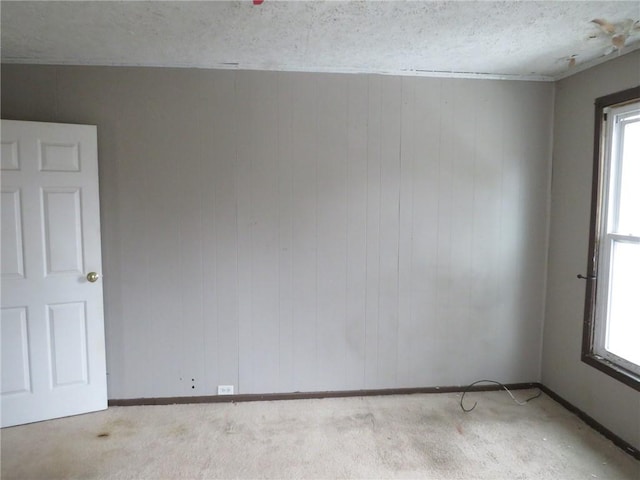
5,46,639,82
0,58,555,82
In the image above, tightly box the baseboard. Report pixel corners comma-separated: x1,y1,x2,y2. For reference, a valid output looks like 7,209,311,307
537,384,639,461
108,382,537,406
108,381,639,461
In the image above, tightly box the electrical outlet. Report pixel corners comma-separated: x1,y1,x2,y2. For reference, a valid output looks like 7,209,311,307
217,385,234,395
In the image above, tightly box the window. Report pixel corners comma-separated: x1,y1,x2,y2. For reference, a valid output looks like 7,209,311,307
582,86,640,391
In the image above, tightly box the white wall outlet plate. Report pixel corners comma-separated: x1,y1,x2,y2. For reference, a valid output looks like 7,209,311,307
217,385,234,395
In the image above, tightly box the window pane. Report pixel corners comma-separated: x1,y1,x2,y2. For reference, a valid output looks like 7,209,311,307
606,241,640,365
617,120,640,235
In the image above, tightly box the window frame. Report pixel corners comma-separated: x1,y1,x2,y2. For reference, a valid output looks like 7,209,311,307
581,85,640,392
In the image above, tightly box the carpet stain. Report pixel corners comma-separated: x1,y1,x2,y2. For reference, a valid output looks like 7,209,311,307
422,441,456,471
335,412,377,434
98,418,138,438
355,412,376,427
169,424,189,437
110,418,136,429
456,424,464,435
421,412,447,426
225,421,238,434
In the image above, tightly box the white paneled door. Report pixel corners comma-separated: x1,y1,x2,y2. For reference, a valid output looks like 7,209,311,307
1,120,107,427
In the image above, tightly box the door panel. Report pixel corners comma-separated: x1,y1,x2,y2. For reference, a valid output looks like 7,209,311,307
0,141,19,170
1,307,31,395
39,141,80,172
1,120,106,427
0,188,25,278
48,302,88,387
42,188,84,275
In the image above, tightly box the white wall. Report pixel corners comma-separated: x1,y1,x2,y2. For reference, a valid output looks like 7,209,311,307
543,50,640,450
1,65,553,399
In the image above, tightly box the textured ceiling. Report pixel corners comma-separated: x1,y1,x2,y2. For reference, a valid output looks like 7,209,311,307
2,1,640,81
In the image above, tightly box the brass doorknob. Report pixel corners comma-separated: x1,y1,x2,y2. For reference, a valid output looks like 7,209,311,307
86,272,100,283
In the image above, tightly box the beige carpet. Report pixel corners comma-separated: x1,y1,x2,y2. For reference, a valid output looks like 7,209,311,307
1,390,638,479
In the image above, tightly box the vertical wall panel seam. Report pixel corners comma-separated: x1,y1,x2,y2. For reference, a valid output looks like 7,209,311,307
289,77,295,391
200,91,206,391
435,79,443,364
248,76,253,392
277,73,282,389
516,86,526,366
497,84,506,367
376,80,382,385
290,77,296,390
448,83,456,343
344,77,349,388
198,84,206,392
435,79,445,368
249,76,256,393
314,75,319,388
232,71,240,392
142,99,152,395
396,77,403,386
178,100,186,391
408,78,416,384
363,76,370,388
447,83,455,341
469,84,479,378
